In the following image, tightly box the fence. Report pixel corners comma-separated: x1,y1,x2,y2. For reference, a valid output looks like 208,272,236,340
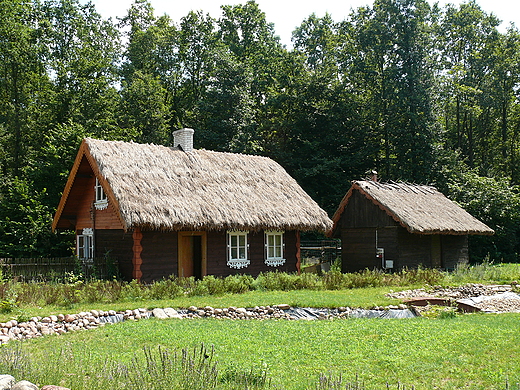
300,239,341,272
0,257,118,282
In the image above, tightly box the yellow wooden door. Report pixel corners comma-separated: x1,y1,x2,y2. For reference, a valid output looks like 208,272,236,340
178,231,207,278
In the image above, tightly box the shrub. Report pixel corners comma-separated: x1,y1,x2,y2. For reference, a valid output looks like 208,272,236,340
322,270,347,290
222,275,254,294
253,272,321,291
148,279,184,300
121,280,147,300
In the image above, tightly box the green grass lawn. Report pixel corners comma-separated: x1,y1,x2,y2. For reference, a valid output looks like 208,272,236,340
1,264,519,389
14,312,520,390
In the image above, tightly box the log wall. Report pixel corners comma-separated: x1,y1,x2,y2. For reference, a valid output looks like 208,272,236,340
140,231,178,283
206,230,299,277
340,227,398,272
95,229,134,280
338,189,470,271
397,229,432,268
341,190,397,229
101,229,300,282
441,235,469,270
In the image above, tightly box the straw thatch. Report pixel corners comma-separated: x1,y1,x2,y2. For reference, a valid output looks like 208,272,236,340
332,180,494,235
79,138,332,232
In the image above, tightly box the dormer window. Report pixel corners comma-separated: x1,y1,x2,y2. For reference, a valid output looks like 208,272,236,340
94,177,108,210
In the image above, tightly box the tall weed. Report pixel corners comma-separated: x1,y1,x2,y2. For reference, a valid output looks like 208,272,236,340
447,261,520,284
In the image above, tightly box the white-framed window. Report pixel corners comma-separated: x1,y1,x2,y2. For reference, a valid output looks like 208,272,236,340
265,230,285,266
77,228,94,260
94,177,108,210
227,230,250,269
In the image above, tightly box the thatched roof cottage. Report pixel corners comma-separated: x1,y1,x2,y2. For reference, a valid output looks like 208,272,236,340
53,129,332,282
329,180,494,272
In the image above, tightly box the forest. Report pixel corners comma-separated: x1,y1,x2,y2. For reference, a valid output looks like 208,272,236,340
0,0,519,262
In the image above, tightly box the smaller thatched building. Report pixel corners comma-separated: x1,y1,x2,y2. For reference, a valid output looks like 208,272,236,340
52,129,332,282
329,180,494,272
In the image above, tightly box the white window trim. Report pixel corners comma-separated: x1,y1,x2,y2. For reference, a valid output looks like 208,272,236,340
77,228,94,260
94,178,108,210
265,230,285,267
227,230,250,269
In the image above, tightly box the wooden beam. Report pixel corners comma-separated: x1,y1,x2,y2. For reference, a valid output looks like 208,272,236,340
132,228,143,282
295,231,301,275
52,141,89,232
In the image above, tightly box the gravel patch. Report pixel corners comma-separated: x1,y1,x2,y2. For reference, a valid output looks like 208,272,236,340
387,284,520,313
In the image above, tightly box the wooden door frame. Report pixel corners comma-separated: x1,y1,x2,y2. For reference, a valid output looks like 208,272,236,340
178,231,207,278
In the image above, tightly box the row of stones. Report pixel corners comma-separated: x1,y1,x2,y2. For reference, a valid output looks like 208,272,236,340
0,303,413,345
152,304,296,320
152,303,409,320
386,284,514,300
0,309,150,344
0,374,70,390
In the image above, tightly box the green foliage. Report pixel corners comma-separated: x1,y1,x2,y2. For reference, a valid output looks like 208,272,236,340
322,267,445,290
420,305,458,319
446,261,520,284
0,341,271,390
253,271,322,291
446,171,520,262
219,364,270,388
1,0,520,263
0,177,70,257
0,299,17,314
0,264,517,310
148,278,184,300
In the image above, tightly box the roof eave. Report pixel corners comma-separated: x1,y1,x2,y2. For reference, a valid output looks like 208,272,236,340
52,139,128,232
52,140,89,232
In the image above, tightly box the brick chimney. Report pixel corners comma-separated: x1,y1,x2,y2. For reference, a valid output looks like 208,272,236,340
172,128,194,152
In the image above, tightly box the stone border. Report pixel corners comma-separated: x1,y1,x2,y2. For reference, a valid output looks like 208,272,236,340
0,303,416,344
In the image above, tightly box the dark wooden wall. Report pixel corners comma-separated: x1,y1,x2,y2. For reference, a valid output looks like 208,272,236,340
397,229,432,268
103,229,300,282
441,235,469,270
140,231,178,283
340,190,398,229
338,189,469,272
95,229,134,280
340,227,398,272
206,230,299,277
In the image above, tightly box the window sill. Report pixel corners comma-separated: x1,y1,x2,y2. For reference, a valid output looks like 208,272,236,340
94,200,108,210
227,259,250,269
265,258,286,267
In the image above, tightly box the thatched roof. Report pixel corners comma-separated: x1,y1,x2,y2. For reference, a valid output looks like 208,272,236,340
53,138,332,233
331,180,494,236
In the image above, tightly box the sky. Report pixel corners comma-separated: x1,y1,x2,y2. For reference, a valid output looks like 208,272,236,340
82,0,519,46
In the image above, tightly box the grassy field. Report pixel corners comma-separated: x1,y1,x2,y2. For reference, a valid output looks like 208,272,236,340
0,264,518,389
8,313,520,390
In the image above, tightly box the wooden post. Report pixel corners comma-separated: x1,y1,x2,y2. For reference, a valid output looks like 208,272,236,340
295,231,301,275
132,228,143,282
